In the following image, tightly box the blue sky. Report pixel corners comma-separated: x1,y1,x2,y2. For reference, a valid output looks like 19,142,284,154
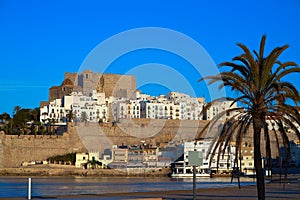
0,0,300,115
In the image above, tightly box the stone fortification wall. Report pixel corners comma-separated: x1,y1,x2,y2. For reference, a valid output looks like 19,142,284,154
0,119,211,168
1,119,293,168
0,123,87,168
100,119,210,146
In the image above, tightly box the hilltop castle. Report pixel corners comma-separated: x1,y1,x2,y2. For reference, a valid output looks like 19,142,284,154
41,70,136,106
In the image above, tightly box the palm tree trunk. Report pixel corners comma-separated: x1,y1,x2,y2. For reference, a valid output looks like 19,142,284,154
253,117,265,200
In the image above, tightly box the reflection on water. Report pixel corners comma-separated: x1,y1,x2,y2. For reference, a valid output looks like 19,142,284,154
0,176,256,198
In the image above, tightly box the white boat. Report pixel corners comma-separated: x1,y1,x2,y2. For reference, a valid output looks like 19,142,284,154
171,172,211,178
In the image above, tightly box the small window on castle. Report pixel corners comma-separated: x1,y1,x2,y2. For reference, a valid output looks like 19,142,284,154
86,74,88,79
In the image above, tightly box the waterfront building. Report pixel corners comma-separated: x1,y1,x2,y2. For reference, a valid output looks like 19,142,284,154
158,144,184,167
239,143,255,175
142,144,159,167
75,152,102,169
280,140,300,167
110,144,159,168
110,145,129,168
127,145,144,167
172,139,236,176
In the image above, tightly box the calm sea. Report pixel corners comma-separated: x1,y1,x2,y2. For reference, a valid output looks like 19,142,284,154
0,176,255,199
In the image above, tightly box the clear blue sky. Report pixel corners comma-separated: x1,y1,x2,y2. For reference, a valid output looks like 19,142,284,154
1,0,300,115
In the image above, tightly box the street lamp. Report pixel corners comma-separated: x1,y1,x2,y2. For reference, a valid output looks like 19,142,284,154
188,141,203,200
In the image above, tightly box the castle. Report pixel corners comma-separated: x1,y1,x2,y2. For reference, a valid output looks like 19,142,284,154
42,70,136,105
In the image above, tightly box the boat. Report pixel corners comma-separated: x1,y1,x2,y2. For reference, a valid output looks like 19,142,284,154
171,160,212,178
171,172,211,178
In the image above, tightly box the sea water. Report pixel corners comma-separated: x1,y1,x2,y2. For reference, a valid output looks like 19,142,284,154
0,176,256,198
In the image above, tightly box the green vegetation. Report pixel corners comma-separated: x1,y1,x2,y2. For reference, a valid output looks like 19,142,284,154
200,35,300,200
85,159,103,169
0,106,48,135
48,153,76,165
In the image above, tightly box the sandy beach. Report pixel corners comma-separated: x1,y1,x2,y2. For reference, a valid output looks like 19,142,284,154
8,174,298,200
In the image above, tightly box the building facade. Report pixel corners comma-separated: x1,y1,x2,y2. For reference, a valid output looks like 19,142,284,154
40,91,109,123
172,139,236,175
205,100,238,121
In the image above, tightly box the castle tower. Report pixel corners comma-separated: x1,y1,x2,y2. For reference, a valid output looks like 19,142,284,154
96,74,136,99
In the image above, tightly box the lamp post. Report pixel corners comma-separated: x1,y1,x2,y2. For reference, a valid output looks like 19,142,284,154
188,141,203,200
193,165,196,200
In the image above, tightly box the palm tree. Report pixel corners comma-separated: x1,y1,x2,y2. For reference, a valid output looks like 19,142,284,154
66,110,74,122
199,35,300,200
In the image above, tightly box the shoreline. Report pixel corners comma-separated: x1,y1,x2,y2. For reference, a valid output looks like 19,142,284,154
0,165,171,177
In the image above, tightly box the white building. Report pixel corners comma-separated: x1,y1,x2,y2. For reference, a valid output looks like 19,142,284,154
205,100,238,121
111,101,128,120
131,90,151,101
172,139,236,176
40,98,66,123
75,152,104,169
127,100,141,119
142,101,174,119
139,92,204,120
41,89,240,124
40,90,109,124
